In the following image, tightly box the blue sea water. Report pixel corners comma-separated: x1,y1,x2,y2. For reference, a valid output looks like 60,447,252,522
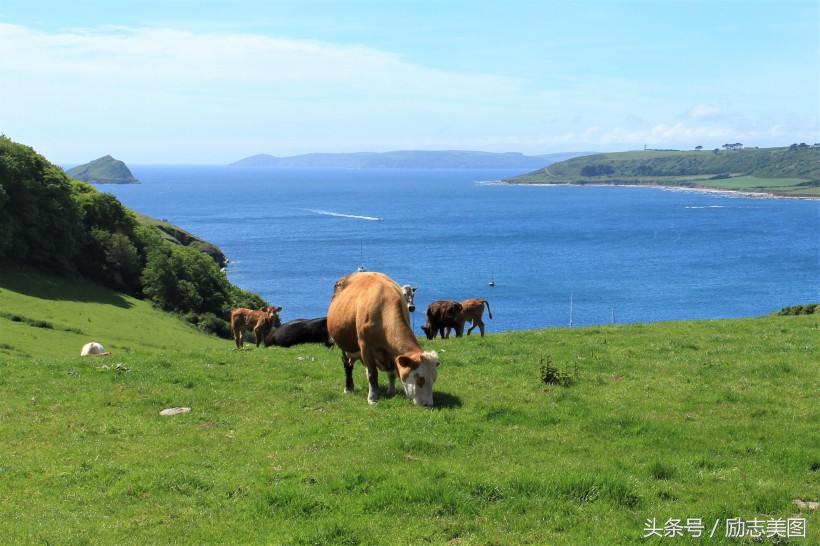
102,166,820,333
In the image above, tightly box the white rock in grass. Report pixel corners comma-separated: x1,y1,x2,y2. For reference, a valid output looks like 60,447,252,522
160,407,191,416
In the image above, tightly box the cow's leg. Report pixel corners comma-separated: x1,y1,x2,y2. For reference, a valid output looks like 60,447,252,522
467,320,478,335
342,352,355,393
232,326,243,349
476,319,485,337
357,345,381,404
364,364,380,404
254,325,264,347
386,369,397,398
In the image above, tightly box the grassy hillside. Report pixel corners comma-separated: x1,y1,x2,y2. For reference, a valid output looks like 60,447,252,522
0,267,224,358
1,269,817,544
135,213,228,269
1,136,268,339
506,147,820,198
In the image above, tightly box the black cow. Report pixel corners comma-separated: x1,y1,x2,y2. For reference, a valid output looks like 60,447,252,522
420,300,463,340
264,317,333,348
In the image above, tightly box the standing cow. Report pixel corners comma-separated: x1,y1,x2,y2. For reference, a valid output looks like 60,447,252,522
230,306,282,348
420,300,463,339
454,299,493,337
327,272,439,406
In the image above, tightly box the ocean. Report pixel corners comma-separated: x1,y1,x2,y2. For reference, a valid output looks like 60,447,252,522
100,165,820,333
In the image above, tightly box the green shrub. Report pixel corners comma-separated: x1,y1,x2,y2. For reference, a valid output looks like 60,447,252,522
189,312,232,338
539,356,577,387
777,303,819,315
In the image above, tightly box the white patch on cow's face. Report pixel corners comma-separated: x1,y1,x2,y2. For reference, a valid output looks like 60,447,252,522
401,284,417,313
401,351,438,407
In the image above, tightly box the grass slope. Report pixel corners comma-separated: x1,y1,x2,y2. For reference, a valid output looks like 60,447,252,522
0,271,817,544
507,147,820,198
134,213,228,268
0,267,224,358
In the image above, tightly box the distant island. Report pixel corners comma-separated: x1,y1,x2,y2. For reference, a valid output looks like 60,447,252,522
65,155,139,184
503,145,820,198
230,150,594,169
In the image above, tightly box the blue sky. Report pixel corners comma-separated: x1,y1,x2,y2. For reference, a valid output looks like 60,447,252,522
1,0,817,164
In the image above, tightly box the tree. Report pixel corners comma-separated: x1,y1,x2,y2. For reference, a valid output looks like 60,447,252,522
141,243,232,316
71,182,148,293
0,136,82,273
695,145,703,151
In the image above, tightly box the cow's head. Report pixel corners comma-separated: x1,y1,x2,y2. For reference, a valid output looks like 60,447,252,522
265,306,283,328
401,284,417,313
397,350,439,407
420,323,434,340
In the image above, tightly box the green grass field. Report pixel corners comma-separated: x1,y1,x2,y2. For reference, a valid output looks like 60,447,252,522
0,267,224,358
1,269,818,544
687,176,820,198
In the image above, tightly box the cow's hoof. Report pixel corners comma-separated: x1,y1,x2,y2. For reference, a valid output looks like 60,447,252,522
367,397,379,405
344,387,354,394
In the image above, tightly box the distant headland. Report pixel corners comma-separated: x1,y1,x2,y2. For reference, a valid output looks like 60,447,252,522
502,145,820,199
229,150,595,169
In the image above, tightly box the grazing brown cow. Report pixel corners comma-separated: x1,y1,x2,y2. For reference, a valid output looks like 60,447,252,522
420,300,463,339
454,299,493,337
327,271,439,406
230,306,282,348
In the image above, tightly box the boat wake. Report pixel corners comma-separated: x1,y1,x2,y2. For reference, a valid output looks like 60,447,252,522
304,208,382,221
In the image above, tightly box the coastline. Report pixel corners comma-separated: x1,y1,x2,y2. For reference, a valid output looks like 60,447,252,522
481,180,820,200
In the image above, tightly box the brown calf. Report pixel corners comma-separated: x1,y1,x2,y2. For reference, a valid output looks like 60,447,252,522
230,306,282,348
455,298,493,337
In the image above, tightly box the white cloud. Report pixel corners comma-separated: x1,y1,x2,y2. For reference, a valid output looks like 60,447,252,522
0,22,816,163
687,104,722,120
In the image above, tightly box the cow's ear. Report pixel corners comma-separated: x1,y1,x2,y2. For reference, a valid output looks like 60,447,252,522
396,355,418,370
275,307,283,312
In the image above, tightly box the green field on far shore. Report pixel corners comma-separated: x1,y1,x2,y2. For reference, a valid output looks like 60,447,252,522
506,147,820,198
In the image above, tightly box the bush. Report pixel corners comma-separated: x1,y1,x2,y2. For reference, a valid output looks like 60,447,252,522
142,243,232,316
539,356,577,387
580,164,615,176
777,303,818,315
187,312,232,338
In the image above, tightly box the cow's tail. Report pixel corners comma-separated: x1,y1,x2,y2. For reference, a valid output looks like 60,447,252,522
483,300,493,319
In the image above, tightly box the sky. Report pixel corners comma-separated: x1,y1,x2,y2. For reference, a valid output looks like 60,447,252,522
0,0,818,164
